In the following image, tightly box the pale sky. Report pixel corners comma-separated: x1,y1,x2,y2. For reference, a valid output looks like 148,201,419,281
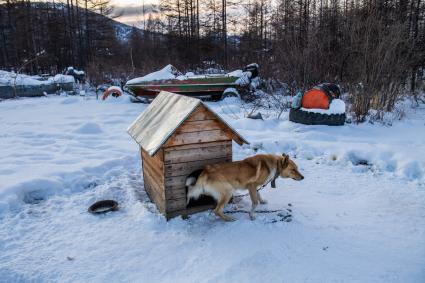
111,0,158,27
111,0,157,5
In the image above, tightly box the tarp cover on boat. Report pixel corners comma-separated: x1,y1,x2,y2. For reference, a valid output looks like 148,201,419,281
127,91,248,156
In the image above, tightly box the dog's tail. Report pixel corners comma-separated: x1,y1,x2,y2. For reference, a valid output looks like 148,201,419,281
186,169,204,204
185,169,203,186
185,176,197,187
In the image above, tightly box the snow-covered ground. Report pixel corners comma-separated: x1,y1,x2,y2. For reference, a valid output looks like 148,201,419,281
0,95,424,282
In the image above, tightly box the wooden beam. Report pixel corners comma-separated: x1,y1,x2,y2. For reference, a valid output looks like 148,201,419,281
164,141,232,164
164,140,231,152
176,119,223,133
165,156,231,177
165,129,232,147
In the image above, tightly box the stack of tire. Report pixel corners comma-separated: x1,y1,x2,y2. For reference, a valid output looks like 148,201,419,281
289,83,346,126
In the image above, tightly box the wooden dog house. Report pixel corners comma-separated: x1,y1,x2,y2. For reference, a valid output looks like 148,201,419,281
128,91,248,219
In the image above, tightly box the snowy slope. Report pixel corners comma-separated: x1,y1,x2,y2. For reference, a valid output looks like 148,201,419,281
0,95,424,282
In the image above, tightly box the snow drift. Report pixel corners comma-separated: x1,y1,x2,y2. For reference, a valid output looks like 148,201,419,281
0,70,74,86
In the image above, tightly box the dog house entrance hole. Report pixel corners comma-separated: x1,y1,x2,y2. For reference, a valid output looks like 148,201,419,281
185,170,216,209
186,194,216,208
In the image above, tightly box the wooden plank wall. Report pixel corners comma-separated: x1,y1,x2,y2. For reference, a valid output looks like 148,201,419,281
141,148,166,214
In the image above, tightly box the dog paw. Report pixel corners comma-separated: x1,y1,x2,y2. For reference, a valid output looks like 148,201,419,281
224,216,236,222
249,213,256,220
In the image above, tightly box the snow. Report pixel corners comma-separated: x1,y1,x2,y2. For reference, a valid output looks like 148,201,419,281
107,86,123,93
74,122,103,134
126,64,179,84
223,87,239,97
235,71,252,86
0,95,424,282
0,70,45,86
0,70,74,86
227,69,243,77
301,98,346,114
246,63,259,69
67,66,85,76
48,74,75,84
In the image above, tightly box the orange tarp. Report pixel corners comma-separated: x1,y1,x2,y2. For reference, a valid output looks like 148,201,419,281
301,89,330,109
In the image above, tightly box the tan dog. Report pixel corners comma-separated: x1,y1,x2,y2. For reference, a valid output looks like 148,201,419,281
186,154,304,221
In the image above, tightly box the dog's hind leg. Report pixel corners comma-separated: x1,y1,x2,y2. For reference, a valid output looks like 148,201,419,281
248,186,259,220
257,191,268,204
214,193,234,222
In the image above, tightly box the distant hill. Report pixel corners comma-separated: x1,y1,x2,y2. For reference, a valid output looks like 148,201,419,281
0,1,146,71
112,18,144,41
0,2,144,41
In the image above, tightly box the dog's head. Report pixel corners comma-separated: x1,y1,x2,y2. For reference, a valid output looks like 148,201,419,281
279,154,304,181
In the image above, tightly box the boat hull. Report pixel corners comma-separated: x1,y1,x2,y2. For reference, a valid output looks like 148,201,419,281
125,76,240,99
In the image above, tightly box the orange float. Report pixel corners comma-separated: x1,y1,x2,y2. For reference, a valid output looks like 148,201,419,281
102,87,123,100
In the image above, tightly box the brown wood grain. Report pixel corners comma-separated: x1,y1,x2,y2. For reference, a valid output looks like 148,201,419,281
141,147,166,214
176,119,223,133
143,176,166,214
143,157,164,184
164,140,230,152
165,174,188,188
164,142,232,164
165,186,186,200
144,173,165,207
142,148,164,168
165,197,187,212
165,129,232,147
186,105,216,121
165,156,231,177
143,163,164,189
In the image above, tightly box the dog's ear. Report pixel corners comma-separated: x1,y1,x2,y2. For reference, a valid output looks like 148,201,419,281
281,154,289,168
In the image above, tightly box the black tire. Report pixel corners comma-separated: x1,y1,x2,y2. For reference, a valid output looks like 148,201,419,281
210,94,223,101
289,108,345,126
222,88,240,100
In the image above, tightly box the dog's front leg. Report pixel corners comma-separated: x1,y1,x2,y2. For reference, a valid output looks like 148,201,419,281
248,187,259,220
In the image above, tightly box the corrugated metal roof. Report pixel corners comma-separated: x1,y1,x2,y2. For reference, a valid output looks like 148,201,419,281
127,91,248,156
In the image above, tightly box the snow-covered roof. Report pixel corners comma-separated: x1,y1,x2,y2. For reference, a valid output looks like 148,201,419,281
126,65,245,85
126,65,179,84
127,91,248,156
